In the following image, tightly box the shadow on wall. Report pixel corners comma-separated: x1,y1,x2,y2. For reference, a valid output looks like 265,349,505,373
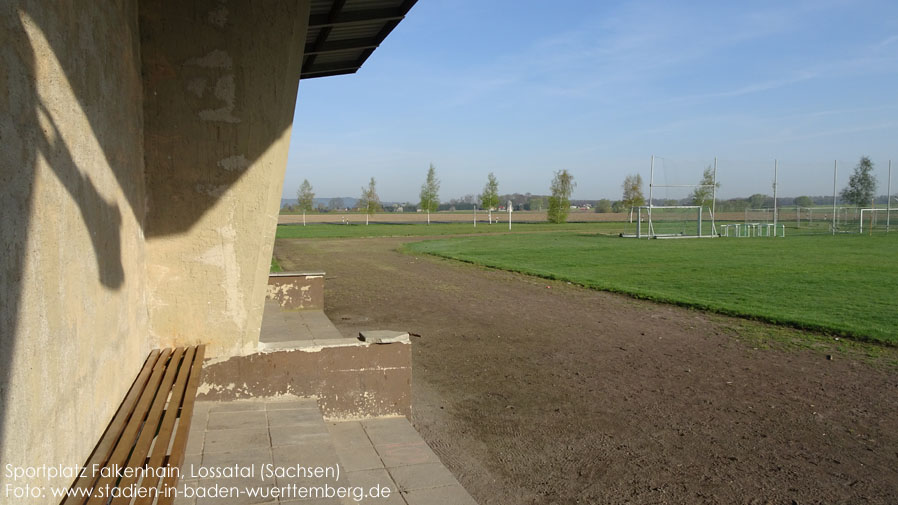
0,0,300,463
1,6,127,461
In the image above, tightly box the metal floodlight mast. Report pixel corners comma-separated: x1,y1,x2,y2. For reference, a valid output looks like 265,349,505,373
886,160,892,233
832,160,837,235
649,155,655,237
773,159,778,230
711,157,718,237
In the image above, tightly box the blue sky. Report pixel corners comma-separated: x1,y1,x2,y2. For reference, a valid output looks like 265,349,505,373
285,0,898,201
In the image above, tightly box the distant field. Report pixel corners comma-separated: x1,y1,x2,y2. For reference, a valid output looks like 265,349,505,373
406,232,898,344
275,221,629,239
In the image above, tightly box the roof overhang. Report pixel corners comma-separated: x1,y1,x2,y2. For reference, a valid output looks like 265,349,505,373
301,0,418,79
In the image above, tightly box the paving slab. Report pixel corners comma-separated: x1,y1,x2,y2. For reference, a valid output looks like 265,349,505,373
203,427,270,454
345,468,404,505
327,417,478,505
185,429,205,456
388,462,458,492
181,399,477,505
361,417,423,446
207,410,268,431
208,401,266,413
270,423,330,447
266,399,320,411
201,447,272,468
267,408,323,427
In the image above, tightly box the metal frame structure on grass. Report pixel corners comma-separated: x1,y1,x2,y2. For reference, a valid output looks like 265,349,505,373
859,208,898,233
633,205,707,238
635,155,718,239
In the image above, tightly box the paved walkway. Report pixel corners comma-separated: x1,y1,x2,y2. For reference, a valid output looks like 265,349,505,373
177,398,477,505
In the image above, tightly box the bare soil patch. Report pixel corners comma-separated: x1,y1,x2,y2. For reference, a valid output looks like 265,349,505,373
275,237,898,505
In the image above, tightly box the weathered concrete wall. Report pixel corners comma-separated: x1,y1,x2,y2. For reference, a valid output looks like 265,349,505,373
0,2,149,502
141,0,310,358
198,338,412,420
268,272,326,310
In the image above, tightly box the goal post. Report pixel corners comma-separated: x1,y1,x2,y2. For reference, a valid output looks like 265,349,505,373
640,155,718,238
635,205,707,238
859,208,898,233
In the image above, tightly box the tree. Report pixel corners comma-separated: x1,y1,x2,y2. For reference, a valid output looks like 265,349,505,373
690,165,719,207
621,174,645,210
419,164,440,224
296,179,315,226
481,172,500,223
359,177,381,225
328,197,345,211
747,193,767,209
793,196,813,208
841,156,877,207
528,196,546,211
595,199,613,213
547,170,576,224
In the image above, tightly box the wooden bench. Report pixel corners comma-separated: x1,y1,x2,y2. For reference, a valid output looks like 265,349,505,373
61,345,205,505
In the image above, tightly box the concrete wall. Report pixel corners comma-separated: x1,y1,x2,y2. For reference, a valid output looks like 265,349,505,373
1,1,312,501
0,2,149,501
141,0,310,358
268,272,326,310
198,338,413,420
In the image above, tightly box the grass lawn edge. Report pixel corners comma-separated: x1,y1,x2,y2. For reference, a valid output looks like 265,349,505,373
402,241,895,348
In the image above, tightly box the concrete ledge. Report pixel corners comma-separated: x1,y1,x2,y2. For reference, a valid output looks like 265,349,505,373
266,272,324,310
198,335,411,420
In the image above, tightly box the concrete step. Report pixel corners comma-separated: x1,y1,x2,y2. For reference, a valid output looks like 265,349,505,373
179,398,477,505
259,300,345,351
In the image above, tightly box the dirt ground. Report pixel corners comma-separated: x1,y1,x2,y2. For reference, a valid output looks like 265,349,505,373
274,236,898,505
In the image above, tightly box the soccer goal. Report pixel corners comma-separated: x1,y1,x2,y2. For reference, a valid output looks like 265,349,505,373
626,155,718,238
631,206,706,238
859,208,898,233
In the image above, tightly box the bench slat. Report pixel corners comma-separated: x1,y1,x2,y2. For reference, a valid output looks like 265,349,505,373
131,345,197,505
156,344,205,505
86,348,174,505
110,347,186,504
61,346,205,505
60,349,162,505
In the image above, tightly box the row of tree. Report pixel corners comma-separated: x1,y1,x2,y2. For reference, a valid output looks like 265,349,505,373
295,165,578,224
294,157,882,224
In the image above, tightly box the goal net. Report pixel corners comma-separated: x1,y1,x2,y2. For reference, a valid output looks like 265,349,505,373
859,208,898,233
623,156,718,238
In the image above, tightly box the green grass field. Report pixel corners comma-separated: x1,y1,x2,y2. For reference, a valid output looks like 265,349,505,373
270,256,283,273
275,222,628,239
406,232,898,344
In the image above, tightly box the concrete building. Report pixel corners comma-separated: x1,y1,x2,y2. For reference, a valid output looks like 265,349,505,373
1,1,417,502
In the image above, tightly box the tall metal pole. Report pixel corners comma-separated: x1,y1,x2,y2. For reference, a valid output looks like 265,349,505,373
773,159,778,230
473,203,476,228
649,155,655,208
711,157,718,236
508,200,512,231
648,155,655,237
832,160,837,235
886,160,892,233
